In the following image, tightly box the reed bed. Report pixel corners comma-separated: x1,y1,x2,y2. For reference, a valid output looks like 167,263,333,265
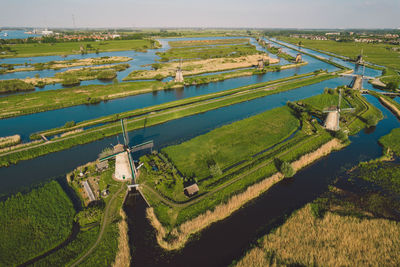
112,209,131,267
235,205,400,267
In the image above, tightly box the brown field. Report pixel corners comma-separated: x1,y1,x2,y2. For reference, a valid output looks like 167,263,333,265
124,54,279,80
235,204,400,267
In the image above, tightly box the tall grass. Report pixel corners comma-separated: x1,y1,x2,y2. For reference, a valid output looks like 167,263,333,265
235,204,400,267
112,209,131,267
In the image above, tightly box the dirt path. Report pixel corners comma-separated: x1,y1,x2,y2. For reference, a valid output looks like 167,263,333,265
69,183,125,267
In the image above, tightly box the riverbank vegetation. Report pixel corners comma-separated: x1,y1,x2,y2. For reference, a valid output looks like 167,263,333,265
0,73,336,167
0,134,21,149
0,181,75,266
0,79,35,93
0,39,159,58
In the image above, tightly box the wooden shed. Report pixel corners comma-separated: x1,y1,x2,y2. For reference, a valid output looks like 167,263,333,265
184,183,199,197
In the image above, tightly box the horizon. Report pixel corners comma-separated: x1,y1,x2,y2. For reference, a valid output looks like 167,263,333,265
1,0,399,29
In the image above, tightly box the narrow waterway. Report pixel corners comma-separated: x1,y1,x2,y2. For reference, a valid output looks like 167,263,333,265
125,95,399,267
0,77,348,197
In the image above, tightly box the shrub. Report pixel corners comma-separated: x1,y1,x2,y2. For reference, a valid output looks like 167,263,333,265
97,70,117,80
275,158,296,178
310,202,324,218
62,76,80,86
334,129,348,142
64,121,76,128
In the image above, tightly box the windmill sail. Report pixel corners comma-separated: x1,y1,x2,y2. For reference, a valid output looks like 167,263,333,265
121,119,129,147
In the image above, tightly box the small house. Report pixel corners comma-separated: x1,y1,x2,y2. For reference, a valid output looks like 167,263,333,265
184,183,199,197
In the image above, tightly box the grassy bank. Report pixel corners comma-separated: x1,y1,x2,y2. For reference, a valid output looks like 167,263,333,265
379,128,400,157
0,73,336,167
0,79,35,93
0,39,159,58
0,181,75,266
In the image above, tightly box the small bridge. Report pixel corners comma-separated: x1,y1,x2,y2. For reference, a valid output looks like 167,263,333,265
341,73,374,80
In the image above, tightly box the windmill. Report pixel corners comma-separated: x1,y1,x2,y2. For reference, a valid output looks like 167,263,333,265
174,59,184,82
98,119,153,185
323,89,355,131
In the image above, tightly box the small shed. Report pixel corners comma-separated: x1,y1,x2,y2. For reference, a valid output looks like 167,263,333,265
96,160,109,172
184,183,199,197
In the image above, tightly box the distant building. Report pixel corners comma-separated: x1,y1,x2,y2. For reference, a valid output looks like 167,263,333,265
83,180,96,202
41,29,53,36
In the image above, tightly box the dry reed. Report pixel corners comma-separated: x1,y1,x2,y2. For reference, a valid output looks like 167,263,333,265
236,205,400,267
112,209,131,267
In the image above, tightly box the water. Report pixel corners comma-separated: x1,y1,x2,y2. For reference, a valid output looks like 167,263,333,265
0,30,41,39
0,49,338,141
125,95,400,267
0,77,348,196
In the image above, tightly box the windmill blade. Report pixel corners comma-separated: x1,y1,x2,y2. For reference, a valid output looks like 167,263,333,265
338,89,342,110
341,108,356,112
99,150,125,161
124,119,129,146
127,151,136,180
121,119,129,147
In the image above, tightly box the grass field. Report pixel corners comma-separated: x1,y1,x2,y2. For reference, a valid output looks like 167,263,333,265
0,181,75,266
156,43,261,61
169,38,249,47
163,106,299,179
0,39,159,58
278,36,400,70
235,203,400,267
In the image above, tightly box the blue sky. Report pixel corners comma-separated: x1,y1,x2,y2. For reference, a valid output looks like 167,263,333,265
0,0,399,28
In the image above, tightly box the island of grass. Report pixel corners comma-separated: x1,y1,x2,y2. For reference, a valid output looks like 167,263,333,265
0,39,160,58
0,56,132,74
0,79,35,93
137,89,382,250
23,63,130,87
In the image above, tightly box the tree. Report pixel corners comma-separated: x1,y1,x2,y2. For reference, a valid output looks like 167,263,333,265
386,81,399,91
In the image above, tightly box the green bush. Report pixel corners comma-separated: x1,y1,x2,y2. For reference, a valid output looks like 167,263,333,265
64,121,76,128
97,70,117,80
62,76,80,86
0,79,35,93
310,202,324,218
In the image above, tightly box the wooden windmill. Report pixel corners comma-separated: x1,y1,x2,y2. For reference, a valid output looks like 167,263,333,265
99,119,153,184
323,89,355,131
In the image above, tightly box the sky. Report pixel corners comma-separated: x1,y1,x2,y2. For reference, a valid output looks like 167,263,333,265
0,0,399,29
